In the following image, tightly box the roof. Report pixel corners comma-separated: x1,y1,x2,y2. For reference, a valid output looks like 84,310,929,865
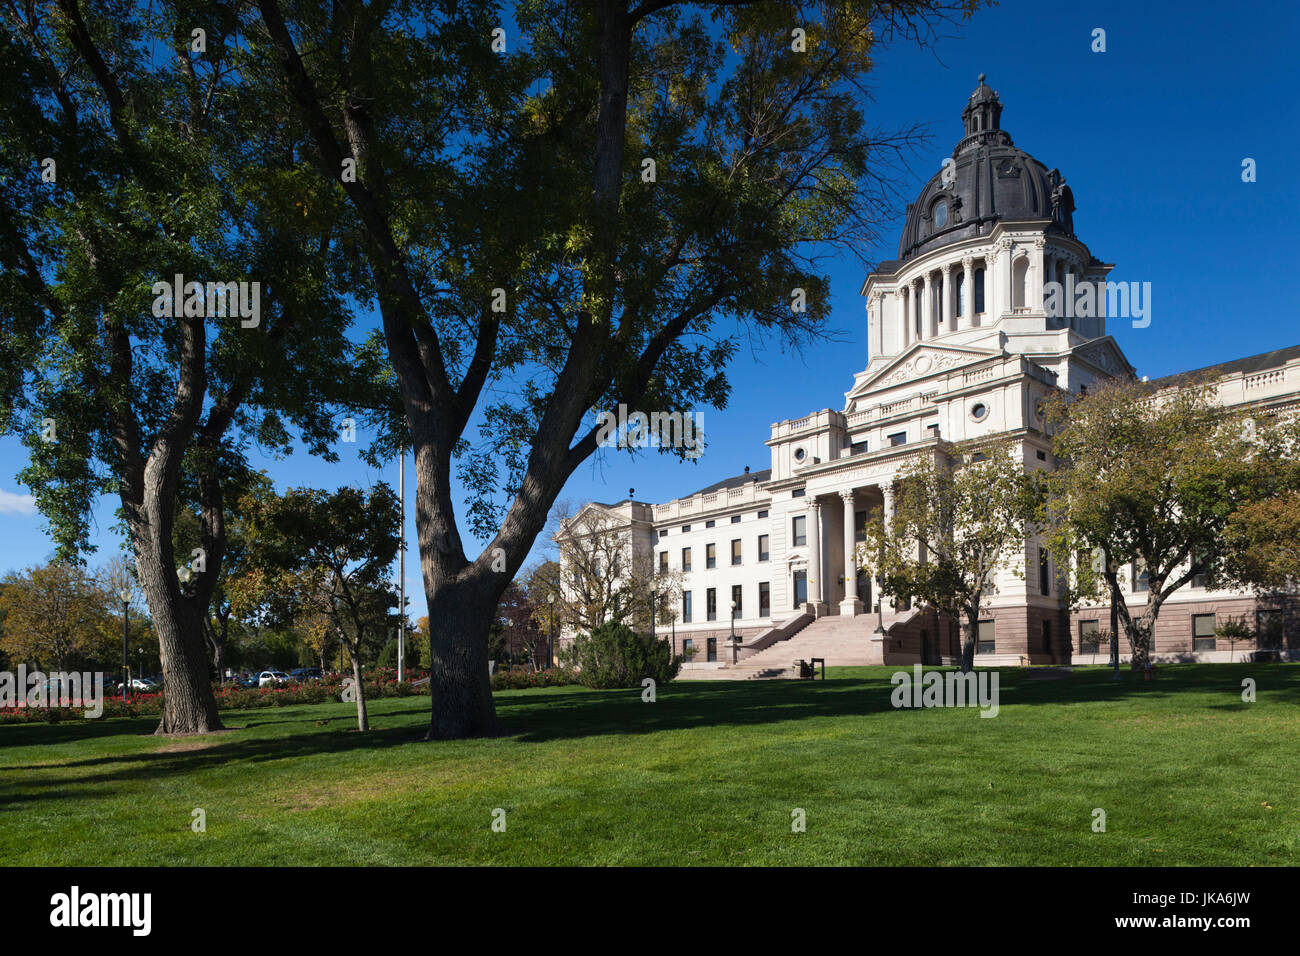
683,468,771,499
1148,343,1300,388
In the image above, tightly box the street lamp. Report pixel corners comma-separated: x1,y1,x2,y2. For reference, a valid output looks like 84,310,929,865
729,600,738,664
119,587,131,700
547,594,556,670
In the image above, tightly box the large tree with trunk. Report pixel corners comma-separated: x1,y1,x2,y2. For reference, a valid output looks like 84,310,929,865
0,2,374,732
251,0,982,738
1042,378,1281,669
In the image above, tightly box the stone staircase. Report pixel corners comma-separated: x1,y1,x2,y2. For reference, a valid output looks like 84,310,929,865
677,607,922,680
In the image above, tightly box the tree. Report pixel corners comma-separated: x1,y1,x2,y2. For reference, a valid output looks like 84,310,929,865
251,0,983,738
1214,615,1252,663
859,440,1041,672
523,561,562,669
1043,379,1277,670
554,504,653,632
0,3,377,733
240,484,401,731
0,563,111,671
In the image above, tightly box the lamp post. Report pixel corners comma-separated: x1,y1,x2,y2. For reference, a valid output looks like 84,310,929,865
547,594,556,670
729,600,738,664
119,587,131,700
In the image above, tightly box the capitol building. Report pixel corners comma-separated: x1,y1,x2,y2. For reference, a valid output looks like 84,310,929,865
560,77,1300,676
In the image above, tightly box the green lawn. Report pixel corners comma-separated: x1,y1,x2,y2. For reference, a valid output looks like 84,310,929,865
1,664,1296,865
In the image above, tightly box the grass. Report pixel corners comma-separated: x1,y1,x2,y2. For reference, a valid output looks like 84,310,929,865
1,664,1296,866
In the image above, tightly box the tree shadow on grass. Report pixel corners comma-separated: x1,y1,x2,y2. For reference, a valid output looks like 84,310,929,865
1,665,1295,811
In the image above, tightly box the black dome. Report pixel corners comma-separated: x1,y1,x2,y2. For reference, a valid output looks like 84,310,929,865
897,76,1076,262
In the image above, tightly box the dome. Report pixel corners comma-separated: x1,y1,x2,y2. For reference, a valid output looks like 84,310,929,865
897,75,1076,262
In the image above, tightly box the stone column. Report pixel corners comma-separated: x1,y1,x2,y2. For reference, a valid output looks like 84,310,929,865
940,265,952,333
1032,237,1046,314
904,283,915,348
839,490,862,616
994,239,1012,319
962,255,974,329
807,497,825,616
920,273,933,340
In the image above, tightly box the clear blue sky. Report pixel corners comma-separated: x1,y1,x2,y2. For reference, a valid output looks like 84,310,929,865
3,0,1297,618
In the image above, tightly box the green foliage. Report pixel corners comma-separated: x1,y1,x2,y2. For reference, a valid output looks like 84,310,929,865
561,621,681,689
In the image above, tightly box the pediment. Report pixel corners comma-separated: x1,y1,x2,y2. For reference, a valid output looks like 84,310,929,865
1071,337,1135,378
846,342,1002,402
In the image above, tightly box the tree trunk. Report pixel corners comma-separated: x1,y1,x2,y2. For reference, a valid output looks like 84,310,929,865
348,644,369,732
137,554,223,734
960,611,978,674
132,519,223,735
425,584,499,740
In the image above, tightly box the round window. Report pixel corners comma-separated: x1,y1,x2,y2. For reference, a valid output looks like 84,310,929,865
970,402,988,421
793,447,806,462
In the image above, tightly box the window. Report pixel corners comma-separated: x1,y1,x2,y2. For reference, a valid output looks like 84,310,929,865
682,638,694,657
1257,610,1283,649
681,524,691,533
1079,619,1100,654
792,488,806,498
970,402,988,421
682,591,692,623
731,539,742,566
932,198,948,230
792,515,807,547
956,271,965,316
731,584,743,617
658,529,668,540
757,510,769,519
706,588,717,621
977,620,996,655
758,534,770,562
706,637,717,662
927,424,940,440
759,582,770,617
1039,548,1050,596
1132,562,1149,592
851,440,869,455
659,552,669,574
888,431,907,446
706,543,717,569
1036,449,1047,461
1190,550,1214,589
730,515,741,524
1193,614,1217,652
793,447,806,462
855,510,868,544
705,519,715,528
681,547,692,572
974,267,986,313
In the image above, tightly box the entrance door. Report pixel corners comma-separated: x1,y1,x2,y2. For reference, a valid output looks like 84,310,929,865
793,570,808,607
857,568,872,610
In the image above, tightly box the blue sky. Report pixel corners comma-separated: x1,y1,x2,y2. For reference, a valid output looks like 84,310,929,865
3,0,1297,617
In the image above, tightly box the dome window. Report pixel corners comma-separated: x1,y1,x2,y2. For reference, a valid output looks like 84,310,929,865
932,198,948,230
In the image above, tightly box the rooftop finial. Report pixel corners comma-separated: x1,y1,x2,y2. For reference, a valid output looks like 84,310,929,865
978,72,986,83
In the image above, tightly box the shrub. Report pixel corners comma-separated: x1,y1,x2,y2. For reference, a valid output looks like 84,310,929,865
490,667,580,691
562,622,682,689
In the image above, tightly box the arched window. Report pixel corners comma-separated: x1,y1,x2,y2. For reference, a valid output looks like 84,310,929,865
974,267,986,313
1012,257,1029,309
956,271,965,316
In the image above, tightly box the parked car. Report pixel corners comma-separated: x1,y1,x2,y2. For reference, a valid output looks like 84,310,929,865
129,677,159,691
289,667,323,682
234,674,260,689
257,670,290,688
